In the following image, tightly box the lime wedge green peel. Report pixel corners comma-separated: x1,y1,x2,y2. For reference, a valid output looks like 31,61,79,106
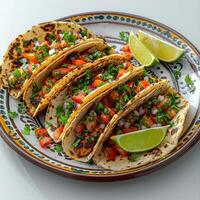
138,30,185,62
128,31,159,67
111,126,169,153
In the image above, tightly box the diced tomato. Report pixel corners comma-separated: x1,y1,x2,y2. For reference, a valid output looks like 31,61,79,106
35,128,48,137
121,45,131,53
72,92,86,104
41,41,50,46
23,53,38,64
75,124,85,134
53,126,64,141
86,120,97,131
141,80,150,89
108,107,115,117
55,34,60,41
60,40,68,48
45,78,57,87
39,136,52,148
105,147,117,161
38,90,45,97
157,97,169,110
100,114,110,124
127,81,133,88
28,106,35,116
108,90,119,102
50,41,60,49
122,127,138,133
102,98,112,108
143,116,154,128
117,68,126,79
27,64,34,74
44,56,50,61
92,79,104,88
72,59,87,66
167,109,177,119
115,145,129,157
136,84,142,93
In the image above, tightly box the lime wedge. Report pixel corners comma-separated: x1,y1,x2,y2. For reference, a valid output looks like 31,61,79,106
128,32,159,67
111,126,169,153
138,30,185,62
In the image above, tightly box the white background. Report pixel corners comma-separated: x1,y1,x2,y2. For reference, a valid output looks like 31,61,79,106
0,0,200,200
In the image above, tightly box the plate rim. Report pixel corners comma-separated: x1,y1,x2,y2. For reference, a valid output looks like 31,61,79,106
0,11,200,182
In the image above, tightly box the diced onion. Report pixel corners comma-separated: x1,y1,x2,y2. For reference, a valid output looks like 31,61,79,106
20,58,28,64
141,125,147,130
49,48,55,55
158,95,164,101
144,76,149,81
124,122,131,129
152,124,162,127
99,124,105,129
138,107,145,116
152,108,158,115
59,33,64,38
133,110,139,116
118,119,125,127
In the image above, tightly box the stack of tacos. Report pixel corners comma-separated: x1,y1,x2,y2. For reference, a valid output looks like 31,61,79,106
1,21,189,171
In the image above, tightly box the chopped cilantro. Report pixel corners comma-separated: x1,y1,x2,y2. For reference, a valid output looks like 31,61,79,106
80,29,88,37
22,124,31,135
23,40,30,47
63,31,76,44
119,31,129,43
103,46,112,55
12,68,21,78
55,144,63,153
8,111,18,119
16,47,22,55
59,115,67,125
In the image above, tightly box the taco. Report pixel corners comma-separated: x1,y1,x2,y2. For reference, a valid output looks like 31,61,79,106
23,38,114,116
93,83,189,171
0,21,94,98
45,54,137,143
61,68,166,162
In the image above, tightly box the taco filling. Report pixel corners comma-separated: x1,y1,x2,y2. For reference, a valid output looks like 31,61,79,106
102,92,182,161
69,71,157,158
29,46,112,111
8,30,91,89
47,62,134,141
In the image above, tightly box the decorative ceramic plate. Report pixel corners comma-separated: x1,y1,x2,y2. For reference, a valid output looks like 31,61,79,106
0,12,200,181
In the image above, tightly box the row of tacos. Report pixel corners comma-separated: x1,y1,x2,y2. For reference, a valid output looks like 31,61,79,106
0,21,189,171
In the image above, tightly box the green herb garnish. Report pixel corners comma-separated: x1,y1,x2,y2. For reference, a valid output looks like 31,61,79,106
22,124,31,135
8,111,18,119
185,74,196,92
119,31,129,43
55,144,63,153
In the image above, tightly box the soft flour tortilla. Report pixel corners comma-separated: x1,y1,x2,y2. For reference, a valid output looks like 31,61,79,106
23,38,109,116
45,54,134,143
61,76,167,163
93,83,189,171
0,21,94,98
